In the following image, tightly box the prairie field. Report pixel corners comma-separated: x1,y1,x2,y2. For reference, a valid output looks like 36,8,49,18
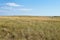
0,16,60,40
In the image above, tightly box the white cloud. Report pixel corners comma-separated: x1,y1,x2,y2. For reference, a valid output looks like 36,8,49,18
6,3,22,7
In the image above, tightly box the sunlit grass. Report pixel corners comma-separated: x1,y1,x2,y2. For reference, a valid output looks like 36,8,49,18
0,16,60,40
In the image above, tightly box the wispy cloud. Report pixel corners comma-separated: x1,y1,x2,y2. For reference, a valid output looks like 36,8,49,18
0,10,8,12
0,2,32,13
6,3,22,7
19,8,32,11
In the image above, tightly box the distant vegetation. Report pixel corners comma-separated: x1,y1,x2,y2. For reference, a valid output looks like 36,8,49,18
0,16,60,40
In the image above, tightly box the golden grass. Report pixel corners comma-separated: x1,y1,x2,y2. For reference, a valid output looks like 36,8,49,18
0,16,60,40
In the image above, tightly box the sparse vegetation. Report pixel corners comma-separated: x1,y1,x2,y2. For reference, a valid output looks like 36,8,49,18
0,16,60,40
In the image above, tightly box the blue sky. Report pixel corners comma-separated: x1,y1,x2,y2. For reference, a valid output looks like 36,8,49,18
0,0,60,16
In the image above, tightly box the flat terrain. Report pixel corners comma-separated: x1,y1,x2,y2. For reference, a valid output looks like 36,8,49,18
0,16,60,40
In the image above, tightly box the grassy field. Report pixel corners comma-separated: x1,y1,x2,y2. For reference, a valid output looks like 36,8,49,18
0,16,60,40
